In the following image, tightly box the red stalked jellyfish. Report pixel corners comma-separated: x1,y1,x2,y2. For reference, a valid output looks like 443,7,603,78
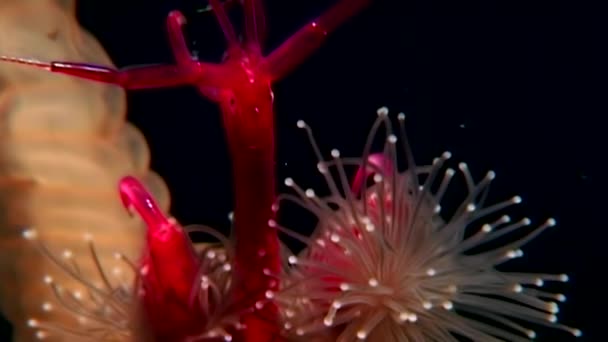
4,0,372,340
271,108,581,341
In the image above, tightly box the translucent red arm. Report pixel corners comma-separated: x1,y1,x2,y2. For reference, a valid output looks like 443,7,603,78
166,11,200,73
209,0,240,47
0,10,231,91
243,0,267,50
119,176,203,340
263,0,372,81
0,57,195,89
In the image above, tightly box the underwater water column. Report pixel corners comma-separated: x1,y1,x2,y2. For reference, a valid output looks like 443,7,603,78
0,1,584,341
0,1,169,340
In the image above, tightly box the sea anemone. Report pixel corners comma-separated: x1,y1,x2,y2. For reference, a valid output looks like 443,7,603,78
21,228,139,341
20,211,241,341
272,107,581,341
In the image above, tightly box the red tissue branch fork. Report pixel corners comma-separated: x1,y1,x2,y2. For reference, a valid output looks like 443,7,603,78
1,0,372,340
119,176,202,341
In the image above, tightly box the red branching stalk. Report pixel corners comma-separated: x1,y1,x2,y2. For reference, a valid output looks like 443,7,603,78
1,1,372,340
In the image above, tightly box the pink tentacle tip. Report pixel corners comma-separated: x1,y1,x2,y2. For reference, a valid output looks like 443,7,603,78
118,176,171,233
351,153,395,194
168,10,187,26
